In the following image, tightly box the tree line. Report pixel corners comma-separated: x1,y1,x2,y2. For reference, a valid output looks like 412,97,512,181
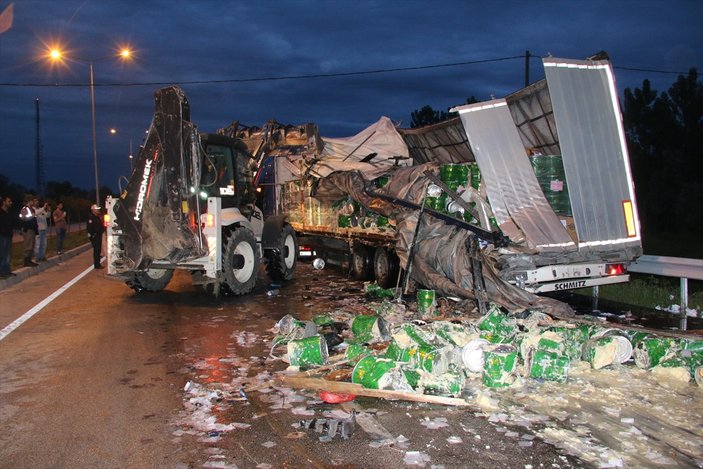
410,69,703,257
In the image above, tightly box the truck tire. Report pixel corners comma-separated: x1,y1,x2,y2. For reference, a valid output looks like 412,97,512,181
223,227,259,295
351,244,372,280
265,224,297,281
373,247,399,289
127,268,174,293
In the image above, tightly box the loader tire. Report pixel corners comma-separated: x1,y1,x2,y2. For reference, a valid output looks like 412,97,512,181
223,227,259,295
373,247,400,289
265,223,297,281
128,268,174,293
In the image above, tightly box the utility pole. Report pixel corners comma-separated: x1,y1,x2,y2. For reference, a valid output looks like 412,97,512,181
524,50,531,88
35,97,45,197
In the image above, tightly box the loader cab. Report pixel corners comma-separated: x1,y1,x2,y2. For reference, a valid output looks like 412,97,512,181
200,133,254,210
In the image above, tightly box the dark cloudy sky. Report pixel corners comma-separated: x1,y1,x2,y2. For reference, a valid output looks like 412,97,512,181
0,0,701,194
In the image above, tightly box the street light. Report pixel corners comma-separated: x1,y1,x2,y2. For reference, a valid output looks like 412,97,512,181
47,46,133,206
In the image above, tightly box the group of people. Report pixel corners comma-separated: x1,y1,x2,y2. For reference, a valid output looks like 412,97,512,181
0,195,69,278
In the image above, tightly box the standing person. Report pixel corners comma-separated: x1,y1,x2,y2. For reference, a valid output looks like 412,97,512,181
35,200,50,262
0,196,15,277
53,200,67,255
19,195,38,267
87,204,105,269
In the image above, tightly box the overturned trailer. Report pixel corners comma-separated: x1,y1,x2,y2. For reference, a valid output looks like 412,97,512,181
241,57,643,317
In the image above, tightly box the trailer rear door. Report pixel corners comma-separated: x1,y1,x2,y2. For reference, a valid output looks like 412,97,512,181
543,58,641,254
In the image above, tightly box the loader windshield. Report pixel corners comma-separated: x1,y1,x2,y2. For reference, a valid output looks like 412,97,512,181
200,144,238,207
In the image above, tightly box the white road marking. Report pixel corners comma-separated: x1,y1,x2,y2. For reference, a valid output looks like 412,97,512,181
0,263,100,342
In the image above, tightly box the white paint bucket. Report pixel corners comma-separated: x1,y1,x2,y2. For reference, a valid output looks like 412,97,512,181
461,338,489,373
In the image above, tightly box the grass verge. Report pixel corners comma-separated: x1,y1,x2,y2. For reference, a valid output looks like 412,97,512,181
572,273,702,313
10,230,89,271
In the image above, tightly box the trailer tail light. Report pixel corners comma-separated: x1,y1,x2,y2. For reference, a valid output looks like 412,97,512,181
622,200,637,237
103,214,110,227
605,263,626,276
204,213,215,228
299,245,314,257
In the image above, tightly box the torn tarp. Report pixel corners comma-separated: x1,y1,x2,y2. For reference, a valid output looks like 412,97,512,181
311,116,411,180
316,165,575,319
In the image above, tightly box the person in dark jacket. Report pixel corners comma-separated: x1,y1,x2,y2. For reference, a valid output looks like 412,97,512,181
19,195,39,267
0,196,15,277
87,204,105,269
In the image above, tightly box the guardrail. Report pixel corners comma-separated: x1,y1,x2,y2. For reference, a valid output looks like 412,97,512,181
628,255,703,331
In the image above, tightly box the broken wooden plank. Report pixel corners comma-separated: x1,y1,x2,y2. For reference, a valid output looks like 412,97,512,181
275,374,469,407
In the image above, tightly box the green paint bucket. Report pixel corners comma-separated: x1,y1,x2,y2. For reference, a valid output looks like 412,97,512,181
680,338,703,364
396,323,434,347
403,368,421,388
351,315,389,342
529,349,570,383
634,337,678,369
482,345,518,388
352,356,411,390
424,195,447,212
375,176,389,188
417,289,437,317
413,344,451,375
444,180,463,193
287,335,329,369
625,331,649,348
312,315,334,326
385,339,414,363
345,343,370,361
583,337,618,369
477,305,516,344
351,355,377,385
338,214,351,228
440,164,469,184
433,321,475,346
547,327,587,360
420,370,465,397
469,163,481,190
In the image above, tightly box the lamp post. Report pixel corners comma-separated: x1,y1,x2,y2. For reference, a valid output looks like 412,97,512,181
47,47,133,206
129,138,133,172
89,62,99,206
110,129,134,173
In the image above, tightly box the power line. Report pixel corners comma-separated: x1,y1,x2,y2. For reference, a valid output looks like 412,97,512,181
0,55,524,88
0,56,692,88
613,65,691,75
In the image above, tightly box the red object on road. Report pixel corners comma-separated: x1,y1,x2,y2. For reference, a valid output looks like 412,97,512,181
319,390,356,404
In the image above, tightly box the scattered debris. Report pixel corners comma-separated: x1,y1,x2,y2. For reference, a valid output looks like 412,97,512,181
297,412,356,441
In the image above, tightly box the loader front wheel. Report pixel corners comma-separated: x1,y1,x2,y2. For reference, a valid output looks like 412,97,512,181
128,268,174,293
223,227,259,295
266,224,297,281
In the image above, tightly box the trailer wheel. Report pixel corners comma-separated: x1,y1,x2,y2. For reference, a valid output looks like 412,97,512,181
351,245,373,280
127,268,174,293
223,227,259,295
266,224,297,281
373,247,400,289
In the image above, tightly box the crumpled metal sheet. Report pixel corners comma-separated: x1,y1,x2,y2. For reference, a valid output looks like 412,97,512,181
398,118,474,165
453,99,575,252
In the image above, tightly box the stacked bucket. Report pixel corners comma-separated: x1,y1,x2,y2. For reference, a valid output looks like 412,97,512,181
529,154,571,216
426,163,482,223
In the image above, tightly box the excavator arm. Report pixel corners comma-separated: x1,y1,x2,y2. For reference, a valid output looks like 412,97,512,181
111,86,205,271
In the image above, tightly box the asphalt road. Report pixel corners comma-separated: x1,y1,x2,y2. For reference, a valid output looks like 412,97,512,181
0,249,586,469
